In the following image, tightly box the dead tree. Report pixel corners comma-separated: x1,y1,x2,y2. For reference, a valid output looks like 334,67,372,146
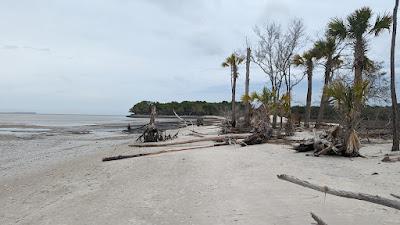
137,105,177,143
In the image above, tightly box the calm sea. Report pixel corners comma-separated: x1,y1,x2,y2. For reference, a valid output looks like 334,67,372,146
0,113,139,127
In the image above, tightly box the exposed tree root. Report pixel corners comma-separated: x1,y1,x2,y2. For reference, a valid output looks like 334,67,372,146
277,174,400,210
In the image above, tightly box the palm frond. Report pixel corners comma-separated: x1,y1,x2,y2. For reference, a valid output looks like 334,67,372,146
347,7,372,38
370,13,392,36
328,18,347,40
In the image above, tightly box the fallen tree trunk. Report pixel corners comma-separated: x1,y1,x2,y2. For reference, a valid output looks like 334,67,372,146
277,174,400,210
129,134,250,148
103,143,228,162
310,212,328,225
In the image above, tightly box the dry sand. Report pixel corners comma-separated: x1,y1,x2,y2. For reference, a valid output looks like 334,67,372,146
1,125,400,225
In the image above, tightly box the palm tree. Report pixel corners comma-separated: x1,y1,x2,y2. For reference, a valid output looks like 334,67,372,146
328,7,392,118
326,79,369,156
222,53,245,127
313,36,342,128
391,0,399,151
293,50,316,128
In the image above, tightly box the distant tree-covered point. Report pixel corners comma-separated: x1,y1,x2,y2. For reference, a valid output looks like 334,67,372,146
129,101,245,116
130,101,394,124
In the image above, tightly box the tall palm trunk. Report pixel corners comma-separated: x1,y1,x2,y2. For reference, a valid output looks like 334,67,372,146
305,60,313,128
244,47,251,127
231,64,238,127
316,58,332,128
353,38,365,121
354,39,364,86
391,0,400,151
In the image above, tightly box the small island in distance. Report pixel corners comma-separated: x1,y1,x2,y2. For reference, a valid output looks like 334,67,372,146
0,112,37,114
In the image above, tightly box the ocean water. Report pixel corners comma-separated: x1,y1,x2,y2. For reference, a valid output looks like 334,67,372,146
0,113,139,127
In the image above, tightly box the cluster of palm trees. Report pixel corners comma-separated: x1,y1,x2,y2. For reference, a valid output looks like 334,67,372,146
222,4,400,153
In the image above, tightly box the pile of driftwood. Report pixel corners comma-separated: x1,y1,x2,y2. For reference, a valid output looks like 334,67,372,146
241,117,273,146
294,125,361,157
220,107,273,146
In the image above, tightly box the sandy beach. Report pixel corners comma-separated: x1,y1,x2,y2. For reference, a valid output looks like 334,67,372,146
1,122,400,225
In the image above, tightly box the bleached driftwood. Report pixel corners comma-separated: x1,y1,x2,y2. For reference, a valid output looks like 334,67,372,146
310,212,328,225
277,174,400,210
173,109,188,126
129,134,251,148
103,143,228,162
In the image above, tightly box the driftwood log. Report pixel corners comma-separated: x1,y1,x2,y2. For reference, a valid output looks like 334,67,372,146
277,174,400,210
103,143,228,162
310,212,328,225
130,134,251,148
382,155,400,162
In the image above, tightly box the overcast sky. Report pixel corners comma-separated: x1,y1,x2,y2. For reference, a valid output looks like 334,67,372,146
0,0,398,115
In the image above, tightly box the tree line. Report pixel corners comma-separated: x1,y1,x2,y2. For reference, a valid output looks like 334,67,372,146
130,100,395,124
129,101,245,116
